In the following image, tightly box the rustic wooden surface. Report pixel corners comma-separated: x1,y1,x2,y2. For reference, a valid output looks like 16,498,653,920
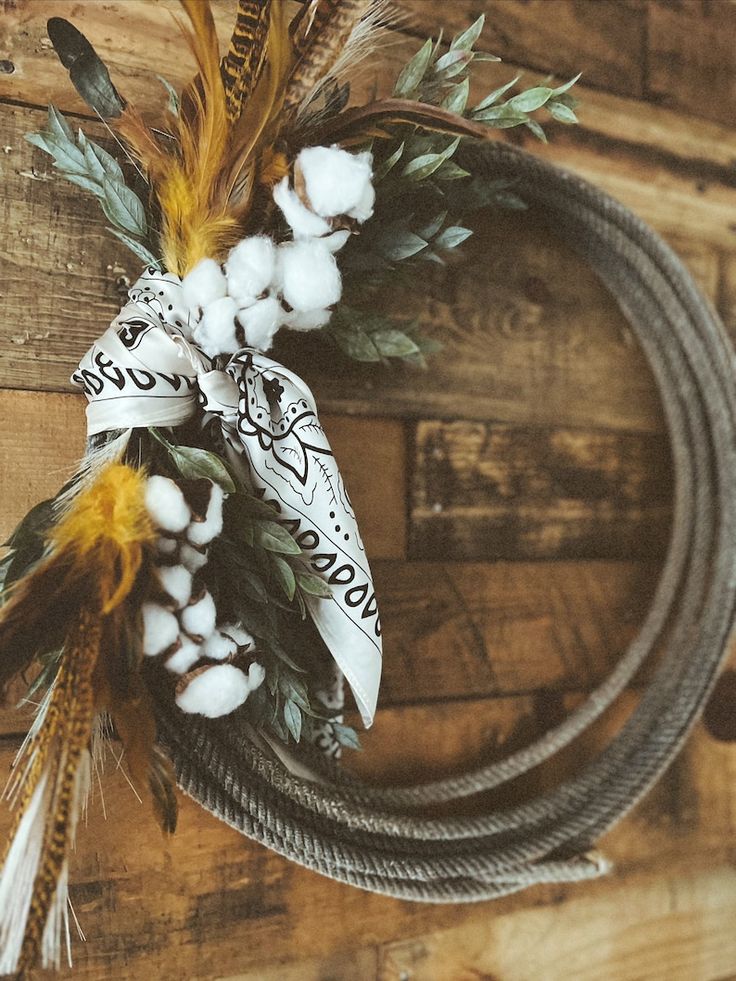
1,1,736,978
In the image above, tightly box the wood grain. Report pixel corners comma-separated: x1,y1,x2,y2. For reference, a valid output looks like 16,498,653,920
411,419,672,561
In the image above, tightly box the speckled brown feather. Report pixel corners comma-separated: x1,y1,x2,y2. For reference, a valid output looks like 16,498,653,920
221,0,272,123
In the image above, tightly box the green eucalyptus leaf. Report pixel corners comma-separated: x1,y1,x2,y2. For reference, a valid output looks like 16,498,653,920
435,48,472,78
402,136,460,181
168,445,237,492
508,85,553,113
157,74,180,116
85,138,124,182
435,225,473,250
25,131,55,156
547,101,579,124
552,72,582,96
372,329,420,359
473,75,521,112
101,178,147,236
283,699,302,742
64,172,104,195
332,329,382,362
494,190,528,210
417,210,448,240
434,160,472,181
297,571,333,598
332,722,362,750
393,37,433,97
373,141,405,182
525,118,548,142
450,14,485,51
107,228,161,268
441,77,470,113
43,133,88,175
256,521,302,555
377,230,429,261
271,554,297,601
47,104,74,143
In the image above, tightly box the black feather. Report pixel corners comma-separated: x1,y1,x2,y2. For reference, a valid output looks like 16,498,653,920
46,17,125,119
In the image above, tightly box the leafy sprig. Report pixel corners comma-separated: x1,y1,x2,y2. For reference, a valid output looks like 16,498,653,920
26,105,159,268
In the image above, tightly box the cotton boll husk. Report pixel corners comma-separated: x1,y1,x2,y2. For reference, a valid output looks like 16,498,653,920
145,476,191,533
156,536,178,557
194,296,240,358
221,623,256,649
247,661,266,691
225,236,276,302
176,664,250,718
236,297,284,352
273,178,331,238
201,631,238,661
186,482,225,546
156,564,192,608
297,146,373,219
279,241,342,312
286,307,332,332
180,590,217,640
142,602,180,657
179,542,208,573
165,635,201,675
181,257,227,311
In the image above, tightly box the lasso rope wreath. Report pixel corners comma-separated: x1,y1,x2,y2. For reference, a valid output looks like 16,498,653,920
2,2,735,973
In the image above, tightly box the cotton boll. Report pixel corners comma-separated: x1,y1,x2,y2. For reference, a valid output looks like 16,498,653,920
181,257,227,311
201,631,238,662
186,482,224,547
145,476,191,534
180,590,217,640
221,623,256,650
194,296,240,358
236,296,284,351
285,307,332,332
141,602,180,657
156,536,178,557
279,241,341,312
297,146,373,219
176,664,251,718
322,229,352,254
179,542,208,573
165,635,201,675
273,177,331,238
225,236,276,302
156,564,192,609
348,180,376,223
247,661,266,692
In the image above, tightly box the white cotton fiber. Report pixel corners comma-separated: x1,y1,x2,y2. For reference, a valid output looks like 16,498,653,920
273,178,331,238
221,622,256,649
278,241,342,312
237,296,284,351
297,146,374,220
179,542,208,573
176,664,251,718
201,630,238,662
165,635,201,675
141,602,180,657
156,564,192,609
181,257,227,311
225,236,276,302
180,590,217,640
247,661,266,691
194,296,240,358
322,229,352,254
349,181,376,223
285,307,332,332
186,482,225,547
145,476,191,533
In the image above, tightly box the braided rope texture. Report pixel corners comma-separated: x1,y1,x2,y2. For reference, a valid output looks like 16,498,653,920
154,140,736,903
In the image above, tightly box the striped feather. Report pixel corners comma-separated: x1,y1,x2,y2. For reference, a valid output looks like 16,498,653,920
221,0,272,123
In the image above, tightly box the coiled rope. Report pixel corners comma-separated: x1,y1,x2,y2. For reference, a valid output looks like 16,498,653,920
154,139,736,902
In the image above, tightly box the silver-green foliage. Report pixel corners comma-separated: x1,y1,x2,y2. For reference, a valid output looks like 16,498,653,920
26,105,160,269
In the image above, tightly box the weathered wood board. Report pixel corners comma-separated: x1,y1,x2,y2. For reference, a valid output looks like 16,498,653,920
0,1,735,979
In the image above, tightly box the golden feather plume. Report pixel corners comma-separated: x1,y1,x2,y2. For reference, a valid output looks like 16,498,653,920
0,464,174,976
283,0,370,114
221,0,272,123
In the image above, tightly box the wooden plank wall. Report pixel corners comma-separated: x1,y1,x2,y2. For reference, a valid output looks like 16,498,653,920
1,1,736,978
